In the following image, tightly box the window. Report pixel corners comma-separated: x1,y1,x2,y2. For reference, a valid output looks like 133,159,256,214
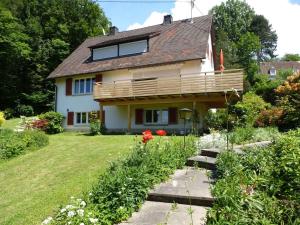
76,112,89,124
92,39,148,61
269,67,276,77
74,78,95,95
144,109,168,125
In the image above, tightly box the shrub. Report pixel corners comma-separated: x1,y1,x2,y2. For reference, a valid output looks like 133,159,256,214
39,111,64,134
233,92,271,126
45,133,197,225
90,120,107,135
0,129,49,159
0,112,5,126
207,132,299,224
3,108,14,119
255,107,284,127
18,104,34,116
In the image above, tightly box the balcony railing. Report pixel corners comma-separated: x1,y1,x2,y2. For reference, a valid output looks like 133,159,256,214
93,69,244,100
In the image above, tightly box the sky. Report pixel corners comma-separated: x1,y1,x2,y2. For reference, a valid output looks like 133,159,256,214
100,0,300,57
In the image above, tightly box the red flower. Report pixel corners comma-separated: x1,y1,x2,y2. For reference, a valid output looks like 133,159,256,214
142,130,153,144
156,129,167,136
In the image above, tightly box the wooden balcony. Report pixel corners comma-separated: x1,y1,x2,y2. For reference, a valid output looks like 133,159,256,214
93,69,244,102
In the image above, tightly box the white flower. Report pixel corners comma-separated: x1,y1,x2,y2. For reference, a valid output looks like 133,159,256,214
89,192,93,196
80,223,85,225
80,200,86,207
77,198,82,202
66,204,74,209
89,218,99,224
60,208,66,213
70,196,75,199
68,222,72,225
41,216,52,225
67,211,75,217
77,209,84,217
128,177,133,181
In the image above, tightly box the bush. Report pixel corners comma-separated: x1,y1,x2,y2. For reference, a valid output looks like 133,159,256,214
233,92,271,126
39,111,64,134
0,129,49,159
45,133,197,225
3,108,14,119
90,119,106,135
207,132,299,224
0,112,5,126
255,107,284,127
18,104,34,117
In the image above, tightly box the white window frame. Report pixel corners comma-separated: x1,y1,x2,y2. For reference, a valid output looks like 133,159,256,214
74,78,95,95
144,109,168,125
75,112,89,125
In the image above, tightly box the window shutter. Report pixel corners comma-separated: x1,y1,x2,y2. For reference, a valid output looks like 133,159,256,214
102,110,105,124
168,108,178,124
95,74,102,82
135,109,144,124
67,112,74,125
66,78,73,96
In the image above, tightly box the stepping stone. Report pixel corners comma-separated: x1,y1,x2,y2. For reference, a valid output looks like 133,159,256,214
200,148,220,158
119,201,207,225
148,167,214,207
186,156,216,170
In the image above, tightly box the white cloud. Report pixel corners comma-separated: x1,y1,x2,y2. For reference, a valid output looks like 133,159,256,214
127,0,300,57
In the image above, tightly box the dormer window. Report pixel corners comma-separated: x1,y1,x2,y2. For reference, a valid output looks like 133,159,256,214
92,39,148,61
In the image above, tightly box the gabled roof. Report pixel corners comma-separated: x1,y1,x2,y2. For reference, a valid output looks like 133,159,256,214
48,15,213,79
260,61,300,74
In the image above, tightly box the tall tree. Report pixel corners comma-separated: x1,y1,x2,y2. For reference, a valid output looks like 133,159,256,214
0,0,110,114
250,15,277,61
282,54,300,61
0,6,31,108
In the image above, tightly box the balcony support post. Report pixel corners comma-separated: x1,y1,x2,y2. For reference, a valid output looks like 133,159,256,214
127,104,131,133
192,101,197,134
99,103,104,124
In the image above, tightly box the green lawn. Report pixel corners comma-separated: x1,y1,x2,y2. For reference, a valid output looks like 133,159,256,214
2,117,22,130
0,132,135,225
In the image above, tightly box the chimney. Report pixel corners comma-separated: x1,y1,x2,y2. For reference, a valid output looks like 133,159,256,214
163,15,173,25
109,26,119,35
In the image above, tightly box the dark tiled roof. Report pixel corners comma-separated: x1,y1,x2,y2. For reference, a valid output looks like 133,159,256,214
260,61,300,74
48,15,213,79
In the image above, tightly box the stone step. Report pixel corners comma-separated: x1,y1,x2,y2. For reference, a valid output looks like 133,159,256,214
186,156,216,170
200,148,220,158
119,201,207,225
147,167,215,207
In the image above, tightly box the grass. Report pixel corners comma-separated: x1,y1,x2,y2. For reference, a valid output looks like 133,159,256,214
2,117,22,130
0,131,135,225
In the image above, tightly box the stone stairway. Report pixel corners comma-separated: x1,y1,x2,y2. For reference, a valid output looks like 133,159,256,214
119,148,219,225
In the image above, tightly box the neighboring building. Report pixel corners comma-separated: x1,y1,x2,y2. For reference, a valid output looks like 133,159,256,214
260,61,300,78
48,15,244,133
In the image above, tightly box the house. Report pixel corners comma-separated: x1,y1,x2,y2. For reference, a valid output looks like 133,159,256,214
48,15,244,134
260,61,300,78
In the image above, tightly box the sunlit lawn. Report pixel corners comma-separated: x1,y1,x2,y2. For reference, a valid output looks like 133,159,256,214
0,130,135,225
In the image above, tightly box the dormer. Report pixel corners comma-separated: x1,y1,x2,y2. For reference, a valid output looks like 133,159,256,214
89,32,157,61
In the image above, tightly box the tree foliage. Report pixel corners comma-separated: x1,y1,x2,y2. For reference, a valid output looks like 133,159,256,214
211,0,278,84
282,53,300,62
0,0,110,114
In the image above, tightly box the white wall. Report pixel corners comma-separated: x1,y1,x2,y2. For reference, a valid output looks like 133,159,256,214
56,58,212,131
201,33,215,73
56,76,99,128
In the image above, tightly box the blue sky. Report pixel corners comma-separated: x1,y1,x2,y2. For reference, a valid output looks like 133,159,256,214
100,1,174,31
99,0,300,56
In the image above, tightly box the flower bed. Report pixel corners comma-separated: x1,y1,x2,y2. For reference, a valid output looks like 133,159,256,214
43,130,196,225
207,130,300,224
0,128,49,159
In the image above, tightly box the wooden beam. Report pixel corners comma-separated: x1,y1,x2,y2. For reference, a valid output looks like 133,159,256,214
101,95,225,106
127,104,131,133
